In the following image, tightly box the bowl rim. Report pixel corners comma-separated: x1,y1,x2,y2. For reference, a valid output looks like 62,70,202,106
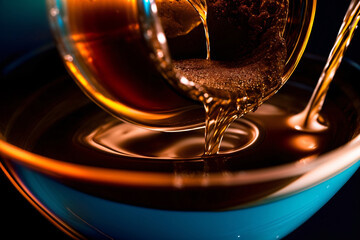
1,132,360,188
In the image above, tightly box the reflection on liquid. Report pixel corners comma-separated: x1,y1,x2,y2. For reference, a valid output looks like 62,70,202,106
82,119,259,158
65,102,343,174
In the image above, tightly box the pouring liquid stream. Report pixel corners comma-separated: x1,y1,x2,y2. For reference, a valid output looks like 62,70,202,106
290,0,360,131
178,0,289,155
186,0,224,156
183,0,238,156
187,0,210,60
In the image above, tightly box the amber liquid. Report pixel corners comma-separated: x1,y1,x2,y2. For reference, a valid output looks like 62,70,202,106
57,0,205,130
165,0,289,154
186,0,210,59
64,0,175,110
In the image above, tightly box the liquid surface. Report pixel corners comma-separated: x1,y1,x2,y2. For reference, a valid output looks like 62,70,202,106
1,50,360,210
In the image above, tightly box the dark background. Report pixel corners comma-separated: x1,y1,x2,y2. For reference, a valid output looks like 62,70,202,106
1,0,359,239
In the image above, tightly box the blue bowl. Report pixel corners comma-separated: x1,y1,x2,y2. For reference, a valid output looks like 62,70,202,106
10,159,358,240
